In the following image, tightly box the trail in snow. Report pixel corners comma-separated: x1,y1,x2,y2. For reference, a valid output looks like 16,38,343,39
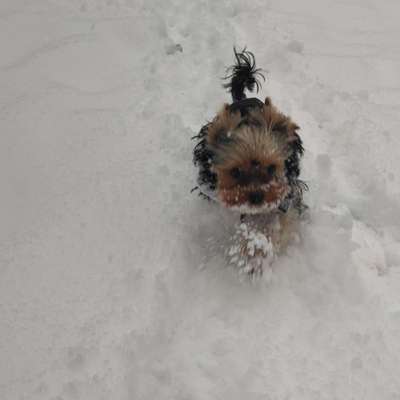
1,1,400,399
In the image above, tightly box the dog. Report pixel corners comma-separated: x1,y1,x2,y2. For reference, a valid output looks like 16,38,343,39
192,49,307,275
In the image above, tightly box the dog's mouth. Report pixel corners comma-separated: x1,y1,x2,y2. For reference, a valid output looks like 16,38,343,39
218,182,289,214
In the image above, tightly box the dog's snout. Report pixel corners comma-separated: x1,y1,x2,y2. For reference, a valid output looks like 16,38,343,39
248,191,264,205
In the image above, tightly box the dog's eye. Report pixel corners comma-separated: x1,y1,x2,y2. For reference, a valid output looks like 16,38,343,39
230,167,242,179
266,164,276,175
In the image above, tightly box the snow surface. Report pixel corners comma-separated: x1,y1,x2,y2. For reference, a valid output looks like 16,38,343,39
1,0,400,399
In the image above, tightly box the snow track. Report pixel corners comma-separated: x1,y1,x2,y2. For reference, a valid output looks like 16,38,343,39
1,1,400,399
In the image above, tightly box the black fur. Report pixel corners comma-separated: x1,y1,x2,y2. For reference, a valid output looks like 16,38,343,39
192,123,217,196
229,97,264,116
283,133,307,212
285,133,304,184
223,48,265,102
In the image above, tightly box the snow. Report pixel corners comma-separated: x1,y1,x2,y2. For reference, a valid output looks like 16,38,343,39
228,221,275,276
1,0,400,399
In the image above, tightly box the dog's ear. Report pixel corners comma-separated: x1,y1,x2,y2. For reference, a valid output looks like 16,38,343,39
261,99,286,131
275,120,300,140
207,104,241,145
262,98,300,141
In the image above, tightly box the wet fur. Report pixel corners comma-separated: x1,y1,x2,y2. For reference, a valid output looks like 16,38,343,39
192,48,307,272
193,96,306,213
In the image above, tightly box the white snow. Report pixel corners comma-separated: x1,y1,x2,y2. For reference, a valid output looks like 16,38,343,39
227,221,276,276
1,0,400,399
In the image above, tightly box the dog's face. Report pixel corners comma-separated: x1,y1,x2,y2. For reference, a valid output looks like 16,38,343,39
204,99,301,214
212,125,290,213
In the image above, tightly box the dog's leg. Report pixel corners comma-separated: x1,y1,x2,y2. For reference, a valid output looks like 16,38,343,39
228,208,300,276
228,214,275,276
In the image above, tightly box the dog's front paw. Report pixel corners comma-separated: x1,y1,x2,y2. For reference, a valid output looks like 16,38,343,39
227,223,274,276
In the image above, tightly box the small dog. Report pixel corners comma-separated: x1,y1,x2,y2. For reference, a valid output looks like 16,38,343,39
192,49,307,274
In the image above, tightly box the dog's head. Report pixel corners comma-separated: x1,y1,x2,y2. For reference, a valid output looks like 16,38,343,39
203,98,303,214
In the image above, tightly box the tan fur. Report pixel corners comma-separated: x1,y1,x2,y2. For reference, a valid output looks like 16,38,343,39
205,102,294,210
213,124,289,166
206,104,242,145
261,97,299,142
217,154,285,190
206,98,298,162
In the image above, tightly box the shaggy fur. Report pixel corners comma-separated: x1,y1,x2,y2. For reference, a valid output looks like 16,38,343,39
192,48,307,272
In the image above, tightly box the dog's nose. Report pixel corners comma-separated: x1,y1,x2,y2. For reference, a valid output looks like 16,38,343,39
248,191,264,205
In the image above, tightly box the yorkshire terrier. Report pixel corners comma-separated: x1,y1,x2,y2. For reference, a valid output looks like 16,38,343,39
192,49,307,275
